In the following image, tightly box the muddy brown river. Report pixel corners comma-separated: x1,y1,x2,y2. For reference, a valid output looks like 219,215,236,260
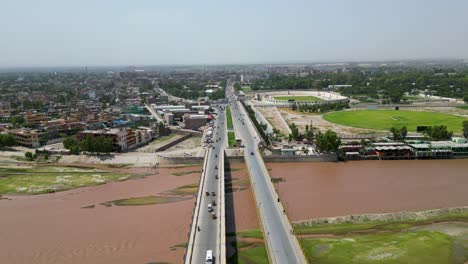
268,159,468,221
0,166,200,264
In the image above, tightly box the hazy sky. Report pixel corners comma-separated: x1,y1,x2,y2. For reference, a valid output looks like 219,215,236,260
1,0,467,67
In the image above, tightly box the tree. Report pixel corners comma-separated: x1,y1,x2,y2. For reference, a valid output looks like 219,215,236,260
63,137,79,150
463,120,468,139
289,123,301,141
291,103,297,111
0,134,16,148
425,125,453,141
157,122,166,137
389,126,407,141
305,125,314,143
24,151,34,161
315,130,341,153
464,95,468,104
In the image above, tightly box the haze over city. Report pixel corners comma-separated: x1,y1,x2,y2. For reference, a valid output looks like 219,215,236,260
1,1,468,264
1,0,468,67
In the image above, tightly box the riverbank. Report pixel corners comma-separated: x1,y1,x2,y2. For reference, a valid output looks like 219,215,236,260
293,208,468,264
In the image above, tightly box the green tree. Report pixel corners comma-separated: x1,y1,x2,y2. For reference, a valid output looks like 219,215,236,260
289,123,301,141
305,124,314,143
462,120,468,139
315,130,341,152
425,125,453,140
24,151,34,161
464,95,468,104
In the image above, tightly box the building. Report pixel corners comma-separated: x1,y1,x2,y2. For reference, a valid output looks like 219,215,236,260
12,129,40,148
79,128,127,152
184,114,208,130
25,113,47,126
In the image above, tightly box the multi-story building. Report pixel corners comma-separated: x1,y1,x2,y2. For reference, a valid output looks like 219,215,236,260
25,113,47,126
79,128,127,152
11,129,40,148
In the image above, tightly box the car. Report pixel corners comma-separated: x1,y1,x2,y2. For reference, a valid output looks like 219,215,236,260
211,212,217,219
211,191,216,196
208,203,213,212
205,250,213,264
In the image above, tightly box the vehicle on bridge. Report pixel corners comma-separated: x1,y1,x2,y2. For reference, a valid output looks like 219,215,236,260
205,250,213,264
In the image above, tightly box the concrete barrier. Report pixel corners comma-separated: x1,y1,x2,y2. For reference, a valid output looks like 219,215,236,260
218,152,226,264
184,148,209,264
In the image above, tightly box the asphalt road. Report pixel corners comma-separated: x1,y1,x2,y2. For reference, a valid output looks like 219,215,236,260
227,84,307,264
190,105,226,264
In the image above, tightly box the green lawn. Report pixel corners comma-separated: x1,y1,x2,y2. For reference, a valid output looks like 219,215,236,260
228,131,236,147
324,110,467,132
226,106,234,129
274,95,322,102
241,86,252,92
301,231,455,264
0,166,130,194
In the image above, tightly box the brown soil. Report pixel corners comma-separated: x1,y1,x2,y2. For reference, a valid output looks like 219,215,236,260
268,160,468,221
0,166,201,264
226,163,260,233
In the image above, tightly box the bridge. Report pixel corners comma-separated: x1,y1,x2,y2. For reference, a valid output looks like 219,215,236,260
185,105,227,264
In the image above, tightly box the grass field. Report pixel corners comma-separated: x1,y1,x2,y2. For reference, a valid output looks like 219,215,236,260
228,131,236,147
324,110,467,132
0,166,130,194
296,211,468,264
300,231,456,264
457,105,468,110
226,106,234,129
274,95,322,102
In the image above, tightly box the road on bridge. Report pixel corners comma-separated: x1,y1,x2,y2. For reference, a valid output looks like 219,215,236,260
227,84,307,264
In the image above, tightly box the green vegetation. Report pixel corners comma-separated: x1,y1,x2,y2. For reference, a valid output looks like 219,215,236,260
172,170,200,176
169,183,199,195
226,106,233,129
324,110,467,132
389,126,408,141
0,166,130,194
300,231,455,264
274,95,321,102
105,195,189,206
424,125,454,140
0,134,16,148
457,105,468,110
237,229,264,239
63,135,113,154
243,103,270,145
315,130,341,152
228,131,236,147
294,211,468,235
296,211,468,264
150,133,177,145
228,228,268,264
250,70,468,102
241,85,252,92
295,102,349,113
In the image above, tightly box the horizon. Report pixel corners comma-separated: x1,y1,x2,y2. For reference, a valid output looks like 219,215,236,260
1,0,468,68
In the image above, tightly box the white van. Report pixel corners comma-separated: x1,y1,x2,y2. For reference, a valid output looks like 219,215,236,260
205,250,213,264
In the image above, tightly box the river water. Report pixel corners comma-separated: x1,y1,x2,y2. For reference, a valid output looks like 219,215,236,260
0,167,200,264
268,159,468,221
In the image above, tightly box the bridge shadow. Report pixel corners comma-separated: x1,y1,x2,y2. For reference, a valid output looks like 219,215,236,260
224,152,239,263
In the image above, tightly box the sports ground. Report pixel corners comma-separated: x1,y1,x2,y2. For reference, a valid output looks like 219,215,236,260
323,110,467,132
274,95,322,102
